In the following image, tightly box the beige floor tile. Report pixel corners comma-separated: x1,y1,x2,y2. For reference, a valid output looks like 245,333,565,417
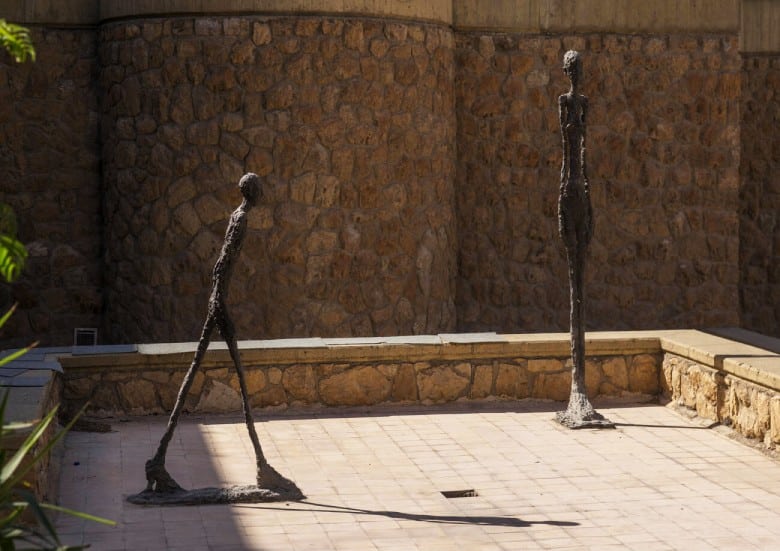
56,402,780,551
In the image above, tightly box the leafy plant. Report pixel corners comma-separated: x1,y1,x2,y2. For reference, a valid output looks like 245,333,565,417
1,394,115,551
0,18,35,286
0,20,35,63
0,206,27,284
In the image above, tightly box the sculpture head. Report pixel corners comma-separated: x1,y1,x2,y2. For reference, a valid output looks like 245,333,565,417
562,50,582,88
239,172,261,207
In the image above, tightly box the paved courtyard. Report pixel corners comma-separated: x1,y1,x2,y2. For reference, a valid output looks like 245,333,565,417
56,401,780,550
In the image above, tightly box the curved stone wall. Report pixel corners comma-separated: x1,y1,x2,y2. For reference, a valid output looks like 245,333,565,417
0,1,777,347
100,15,457,343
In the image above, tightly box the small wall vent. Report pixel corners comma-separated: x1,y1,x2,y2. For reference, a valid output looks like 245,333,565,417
74,328,98,346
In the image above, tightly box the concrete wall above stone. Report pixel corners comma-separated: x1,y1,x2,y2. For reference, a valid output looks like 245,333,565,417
452,0,739,34
741,0,780,53
0,0,97,25
99,0,453,25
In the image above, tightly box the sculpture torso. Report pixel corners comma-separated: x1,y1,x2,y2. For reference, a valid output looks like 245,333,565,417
560,92,588,188
211,204,248,306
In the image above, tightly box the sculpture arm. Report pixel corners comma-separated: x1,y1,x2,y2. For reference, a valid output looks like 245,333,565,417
580,96,589,186
581,96,594,241
558,95,568,184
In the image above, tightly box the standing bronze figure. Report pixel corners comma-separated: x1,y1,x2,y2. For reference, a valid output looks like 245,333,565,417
555,51,613,429
130,173,302,505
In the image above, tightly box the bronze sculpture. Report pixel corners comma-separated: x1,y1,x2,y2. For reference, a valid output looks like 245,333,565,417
555,51,613,429
129,173,303,505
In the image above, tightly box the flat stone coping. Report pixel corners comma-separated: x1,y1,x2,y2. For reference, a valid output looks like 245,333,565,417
52,329,780,394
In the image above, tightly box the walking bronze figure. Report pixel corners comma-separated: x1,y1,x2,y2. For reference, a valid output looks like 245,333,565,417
130,173,302,505
555,51,613,429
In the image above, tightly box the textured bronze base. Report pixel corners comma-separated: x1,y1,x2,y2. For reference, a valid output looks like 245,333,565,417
127,484,305,506
555,410,615,429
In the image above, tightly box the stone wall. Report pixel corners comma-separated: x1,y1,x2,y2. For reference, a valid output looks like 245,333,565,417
0,28,102,347
99,16,457,343
455,32,742,333
739,54,780,338
0,5,778,347
61,349,660,416
662,353,780,448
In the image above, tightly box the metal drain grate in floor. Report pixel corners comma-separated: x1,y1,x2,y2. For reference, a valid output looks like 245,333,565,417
440,489,478,498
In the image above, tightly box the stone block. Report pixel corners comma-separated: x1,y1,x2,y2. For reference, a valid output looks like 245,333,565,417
228,368,267,395
197,380,242,413
251,385,286,408
142,371,170,385
391,363,418,401
320,366,391,406
602,357,628,390
63,376,96,400
527,358,563,372
495,362,528,398
417,364,470,403
585,359,602,396
532,372,570,402
470,363,493,399
770,396,780,446
629,354,659,394
118,378,159,413
282,365,318,403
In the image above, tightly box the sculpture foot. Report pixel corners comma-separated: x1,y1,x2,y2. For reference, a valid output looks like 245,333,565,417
556,392,614,429
257,462,305,500
144,458,185,494
127,484,304,506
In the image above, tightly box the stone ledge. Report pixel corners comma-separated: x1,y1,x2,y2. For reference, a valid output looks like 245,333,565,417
43,330,780,400
58,331,664,372
659,328,780,391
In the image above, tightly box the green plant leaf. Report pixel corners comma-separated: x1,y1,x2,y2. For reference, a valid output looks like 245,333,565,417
0,234,27,283
0,341,38,369
16,490,59,545
0,304,15,330
0,20,35,63
0,406,56,487
40,503,116,526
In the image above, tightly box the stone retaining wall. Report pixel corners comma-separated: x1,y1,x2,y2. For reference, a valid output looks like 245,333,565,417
662,353,780,448
60,340,661,416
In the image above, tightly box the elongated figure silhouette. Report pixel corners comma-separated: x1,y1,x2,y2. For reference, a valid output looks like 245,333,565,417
555,51,613,429
142,173,301,498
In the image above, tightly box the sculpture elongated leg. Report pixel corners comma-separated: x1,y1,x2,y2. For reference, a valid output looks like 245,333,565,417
143,318,215,493
556,248,613,429
224,333,303,498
